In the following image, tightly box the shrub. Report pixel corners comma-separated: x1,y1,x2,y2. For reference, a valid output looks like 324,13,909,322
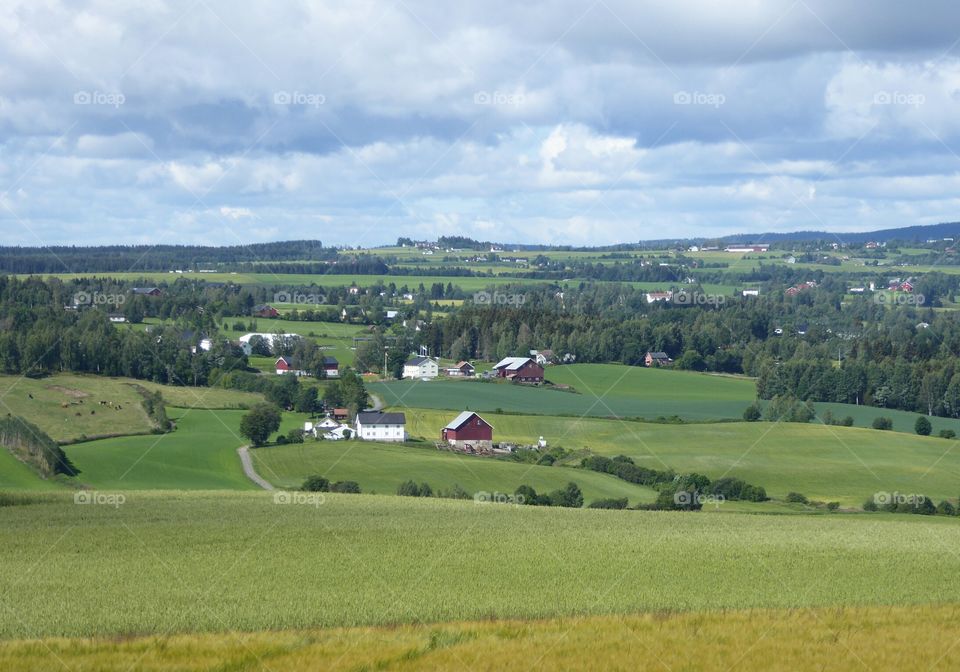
937,500,956,516
939,429,957,439
826,501,840,512
275,435,288,445
915,416,932,436
841,416,854,427
742,403,762,422
862,499,878,511
417,482,434,498
397,480,421,497
286,428,305,444
438,483,470,499
588,497,628,509
301,475,330,492
330,480,361,494
820,410,834,426
785,492,808,504
549,482,583,508
872,417,893,431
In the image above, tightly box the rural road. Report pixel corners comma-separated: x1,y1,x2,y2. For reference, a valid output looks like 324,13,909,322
370,393,385,411
237,446,274,490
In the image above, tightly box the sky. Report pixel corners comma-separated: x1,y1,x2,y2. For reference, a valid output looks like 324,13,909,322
2,0,960,247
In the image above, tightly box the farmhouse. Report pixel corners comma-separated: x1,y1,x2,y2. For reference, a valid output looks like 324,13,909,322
741,289,759,297
355,411,406,442
644,351,672,367
132,287,162,296
108,314,127,323
442,411,493,449
493,357,544,383
403,356,439,379
332,408,349,421
445,361,475,377
533,349,555,366
322,356,340,378
275,356,307,376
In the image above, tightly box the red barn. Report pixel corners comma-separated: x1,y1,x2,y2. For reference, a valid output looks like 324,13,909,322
442,411,493,449
253,304,280,318
492,357,544,384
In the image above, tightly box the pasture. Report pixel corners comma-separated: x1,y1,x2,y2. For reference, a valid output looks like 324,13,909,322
401,408,960,505
1,492,960,641
0,374,152,443
61,409,256,490
251,440,658,504
371,364,757,421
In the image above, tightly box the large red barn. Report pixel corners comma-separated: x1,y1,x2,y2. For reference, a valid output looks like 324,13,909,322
442,411,494,449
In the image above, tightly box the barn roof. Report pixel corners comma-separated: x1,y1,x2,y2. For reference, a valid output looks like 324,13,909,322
444,411,493,431
493,356,533,370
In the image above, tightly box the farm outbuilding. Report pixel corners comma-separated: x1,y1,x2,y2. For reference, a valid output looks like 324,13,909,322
442,411,494,449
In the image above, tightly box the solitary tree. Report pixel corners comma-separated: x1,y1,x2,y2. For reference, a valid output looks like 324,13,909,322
239,403,282,447
915,416,932,436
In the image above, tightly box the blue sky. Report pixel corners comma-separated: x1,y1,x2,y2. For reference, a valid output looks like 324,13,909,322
2,0,960,247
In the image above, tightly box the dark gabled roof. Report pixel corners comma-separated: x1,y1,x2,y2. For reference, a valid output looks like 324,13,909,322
132,287,160,294
647,351,670,359
322,356,339,366
405,356,433,366
357,411,406,425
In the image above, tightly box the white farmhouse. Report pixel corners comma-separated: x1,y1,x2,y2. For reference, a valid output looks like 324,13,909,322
355,411,406,442
402,356,439,379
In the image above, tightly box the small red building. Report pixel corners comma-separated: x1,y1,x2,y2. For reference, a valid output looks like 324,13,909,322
442,411,494,449
253,304,280,318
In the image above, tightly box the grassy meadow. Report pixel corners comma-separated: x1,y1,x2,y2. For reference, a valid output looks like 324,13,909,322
2,492,960,641
371,364,757,421
0,374,152,443
251,440,658,504
401,408,960,505
61,409,256,490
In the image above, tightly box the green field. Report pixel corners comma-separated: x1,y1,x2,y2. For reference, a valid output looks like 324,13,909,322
0,448,58,490
1,492,960,641
371,364,757,421
251,440,657,504
61,409,256,490
401,408,960,505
